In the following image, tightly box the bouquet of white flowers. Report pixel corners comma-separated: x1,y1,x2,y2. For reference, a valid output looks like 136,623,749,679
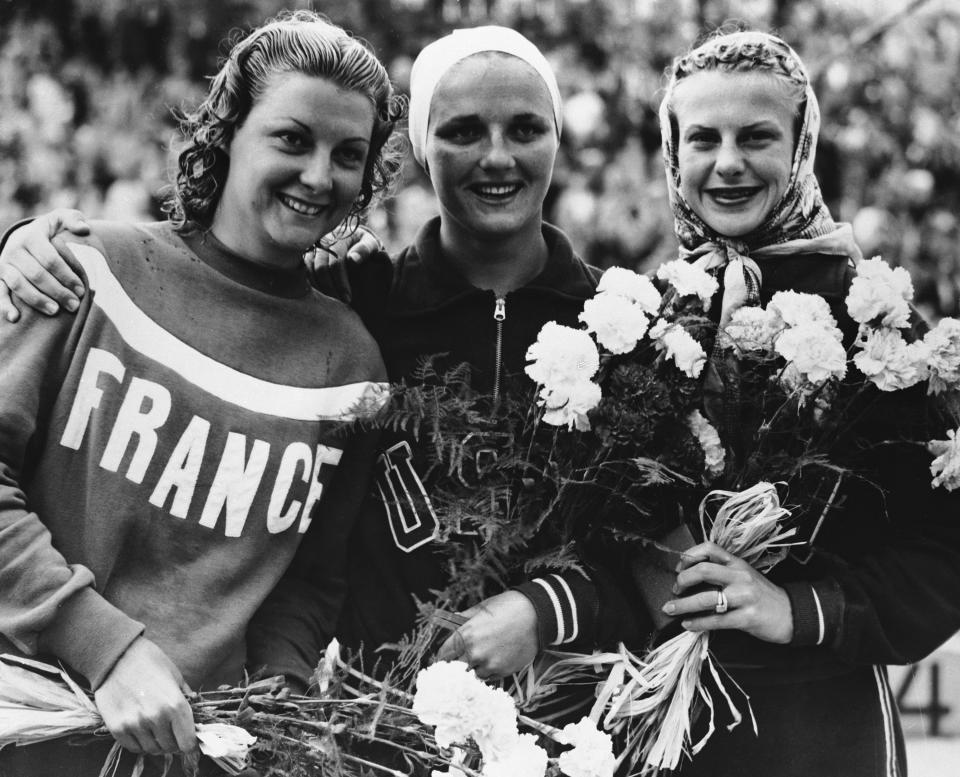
372,253,960,776
562,256,960,775
371,261,729,700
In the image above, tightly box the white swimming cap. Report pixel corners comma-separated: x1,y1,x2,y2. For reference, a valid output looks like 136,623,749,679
407,25,562,167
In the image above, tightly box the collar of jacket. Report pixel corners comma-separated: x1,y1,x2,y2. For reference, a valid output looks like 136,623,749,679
754,251,853,303
384,216,600,315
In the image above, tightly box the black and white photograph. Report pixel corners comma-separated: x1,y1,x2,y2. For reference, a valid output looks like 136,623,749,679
0,1,958,775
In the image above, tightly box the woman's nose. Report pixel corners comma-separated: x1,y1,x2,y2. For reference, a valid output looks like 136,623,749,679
714,140,745,177
300,152,334,191
479,131,515,170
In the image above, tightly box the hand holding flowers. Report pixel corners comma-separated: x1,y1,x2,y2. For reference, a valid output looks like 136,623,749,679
664,541,794,644
435,590,540,680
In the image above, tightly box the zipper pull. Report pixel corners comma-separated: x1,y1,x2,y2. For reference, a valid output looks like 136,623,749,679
494,296,506,322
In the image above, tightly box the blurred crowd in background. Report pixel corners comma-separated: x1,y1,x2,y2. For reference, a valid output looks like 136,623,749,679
1,0,958,319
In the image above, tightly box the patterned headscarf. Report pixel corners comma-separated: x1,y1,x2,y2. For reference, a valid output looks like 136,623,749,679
407,25,563,168
659,31,861,324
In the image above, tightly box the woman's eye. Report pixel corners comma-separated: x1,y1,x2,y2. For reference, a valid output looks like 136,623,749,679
686,132,717,147
511,122,548,142
335,147,367,167
436,124,481,144
277,131,308,150
743,130,776,146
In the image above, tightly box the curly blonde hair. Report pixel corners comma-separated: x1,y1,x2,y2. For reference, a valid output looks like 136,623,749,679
165,10,406,235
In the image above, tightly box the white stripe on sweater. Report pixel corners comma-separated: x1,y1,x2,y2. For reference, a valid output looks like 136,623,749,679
71,243,387,421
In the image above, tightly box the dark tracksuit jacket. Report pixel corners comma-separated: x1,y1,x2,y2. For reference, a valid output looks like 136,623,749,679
674,252,960,777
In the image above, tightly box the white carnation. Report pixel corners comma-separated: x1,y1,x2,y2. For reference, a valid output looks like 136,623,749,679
722,306,781,353
768,290,838,331
929,429,960,491
539,379,602,431
656,260,719,305
853,327,928,391
596,267,662,314
687,410,725,479
482,733,548,777
525,322,600,390
414,661,517,750
845,256,914,328
557,718,616,777
774,322,848,386
579,292,650,354
923,317,960,394
471,687,521,762
196,723,256,760
649,319,707,378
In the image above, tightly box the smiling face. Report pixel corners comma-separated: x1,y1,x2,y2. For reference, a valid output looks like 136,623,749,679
424,53,558,246
213,72,375,269
673,70,797,238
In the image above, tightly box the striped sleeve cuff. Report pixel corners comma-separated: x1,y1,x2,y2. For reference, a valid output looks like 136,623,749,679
784,577,844,647
514,571,599,650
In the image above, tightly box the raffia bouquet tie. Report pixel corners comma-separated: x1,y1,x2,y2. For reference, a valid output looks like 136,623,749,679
591,482,796,775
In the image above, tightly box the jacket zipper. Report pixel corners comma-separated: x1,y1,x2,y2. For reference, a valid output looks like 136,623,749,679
493,296,506,403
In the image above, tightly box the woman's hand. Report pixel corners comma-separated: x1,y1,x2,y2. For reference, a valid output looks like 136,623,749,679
93,636,197,756
435,591,539,680
0,208,89,322
306,226,383,303
661,541,794,644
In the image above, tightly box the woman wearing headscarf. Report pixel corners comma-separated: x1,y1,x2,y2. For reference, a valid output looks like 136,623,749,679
654,29,960,776
0,27,640,689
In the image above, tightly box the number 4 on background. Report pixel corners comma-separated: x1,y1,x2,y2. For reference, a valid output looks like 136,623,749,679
895,662,952,737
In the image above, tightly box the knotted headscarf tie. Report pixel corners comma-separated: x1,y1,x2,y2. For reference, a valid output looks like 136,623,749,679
683,224,864,327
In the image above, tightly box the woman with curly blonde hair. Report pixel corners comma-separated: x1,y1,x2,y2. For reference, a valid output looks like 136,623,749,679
0,10,402,776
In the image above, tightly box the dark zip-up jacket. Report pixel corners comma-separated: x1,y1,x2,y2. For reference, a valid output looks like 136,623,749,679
329,218,642,660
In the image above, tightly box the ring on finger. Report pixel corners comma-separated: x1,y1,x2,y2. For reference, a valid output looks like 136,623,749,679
715,588,729,614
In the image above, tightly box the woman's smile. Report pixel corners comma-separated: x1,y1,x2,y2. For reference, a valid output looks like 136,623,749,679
276,192,329,217
467,180,525,203
705,185,764,206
